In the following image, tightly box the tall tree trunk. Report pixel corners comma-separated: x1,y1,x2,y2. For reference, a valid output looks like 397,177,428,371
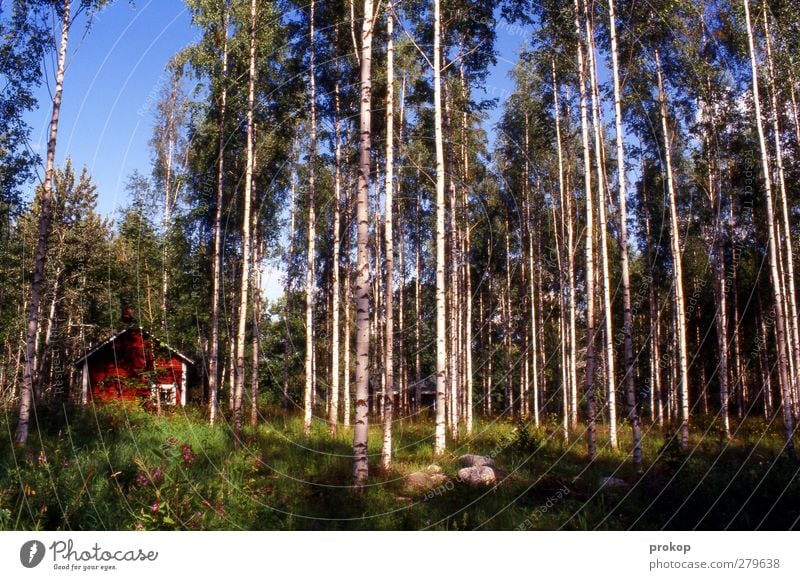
397,73,408,417
487,281,494,416
34,269,60,399
16,0,70,445
504,225,514,419
250,231,261,428
209,2,230,426
303,0,318,436
641,157,663,427
228,335,235,410
283,142,298,409
730,212,746,421
353,0,375,490
763,4,800,422
552,199,569,440
398,216,407,417
524,109,540,427
381,5,395,469
574,0,596,459
415,179,422,413
161,118,175,334
552,60,572,440
655,48,690,450
608,0,641,464
433,0,447,455
328,46,343,434
461,70,474,435
585,14,616,450
758,296,773,419
373,202,383,420
701,93,731,437
444,84,460,439
744,0,795,455
343,202,352,426
233,0,258,442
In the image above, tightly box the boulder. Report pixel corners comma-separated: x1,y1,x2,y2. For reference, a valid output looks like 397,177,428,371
458,454,494,468
404,470,448,491
458,465,497,486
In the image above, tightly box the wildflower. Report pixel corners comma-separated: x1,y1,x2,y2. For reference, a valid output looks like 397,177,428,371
181,444,195,467
152,467,164,485
135,522,144,531
151,501,160,514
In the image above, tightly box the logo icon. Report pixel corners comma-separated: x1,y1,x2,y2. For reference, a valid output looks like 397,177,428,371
20,540,46,568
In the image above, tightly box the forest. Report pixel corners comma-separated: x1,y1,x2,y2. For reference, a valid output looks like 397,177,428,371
1,0,799,531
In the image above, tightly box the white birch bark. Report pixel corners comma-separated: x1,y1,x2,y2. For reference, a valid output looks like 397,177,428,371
17,0,71,445
233,0,258,441
303,0,318,436
433,0,447,455
353,0,376,489
743,0,795,454
381,4,395,469
655,48,691,450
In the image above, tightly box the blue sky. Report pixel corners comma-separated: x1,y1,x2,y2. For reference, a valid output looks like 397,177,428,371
25,1,195,216
24,1,525,219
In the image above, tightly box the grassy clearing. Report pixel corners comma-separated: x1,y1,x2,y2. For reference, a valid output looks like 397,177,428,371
0,403,798,530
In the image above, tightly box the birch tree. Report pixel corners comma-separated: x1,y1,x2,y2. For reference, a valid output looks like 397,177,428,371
607,0,642,464
381,2,395,469
232,0,258,441
433,0,447,455
303,0,318,436
742,0,795,456
353,0,376,490
17,0,72,445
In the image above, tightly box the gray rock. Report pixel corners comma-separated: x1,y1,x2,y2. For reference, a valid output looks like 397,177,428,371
458,465,497,486
458,454,494,468
599,476,628,489
404,470,448,490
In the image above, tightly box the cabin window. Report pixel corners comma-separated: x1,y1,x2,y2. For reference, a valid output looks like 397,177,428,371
151,384,177,405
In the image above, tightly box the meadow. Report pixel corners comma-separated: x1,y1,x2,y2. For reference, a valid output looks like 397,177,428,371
1,403,797,531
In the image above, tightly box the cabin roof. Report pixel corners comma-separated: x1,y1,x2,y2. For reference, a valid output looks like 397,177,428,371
73,327,194,366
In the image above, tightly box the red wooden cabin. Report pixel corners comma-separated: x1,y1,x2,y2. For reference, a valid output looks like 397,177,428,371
74,327,193,408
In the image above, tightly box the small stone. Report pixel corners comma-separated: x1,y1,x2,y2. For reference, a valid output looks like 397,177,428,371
599,476,628,489
426,464,442,474
458,465,497,486
458,454,494,468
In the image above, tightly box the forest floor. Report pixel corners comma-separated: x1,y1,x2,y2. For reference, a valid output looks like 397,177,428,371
1,402,798,530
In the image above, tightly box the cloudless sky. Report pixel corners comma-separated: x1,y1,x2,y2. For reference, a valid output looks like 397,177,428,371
24,1,526,219
25,0,195,216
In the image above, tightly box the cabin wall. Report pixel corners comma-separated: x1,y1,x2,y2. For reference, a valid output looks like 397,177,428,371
87,330,184,405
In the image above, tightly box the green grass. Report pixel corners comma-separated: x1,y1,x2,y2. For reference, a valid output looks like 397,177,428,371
1,403,798,530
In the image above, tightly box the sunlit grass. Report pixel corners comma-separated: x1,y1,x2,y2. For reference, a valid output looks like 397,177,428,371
0,403,797,530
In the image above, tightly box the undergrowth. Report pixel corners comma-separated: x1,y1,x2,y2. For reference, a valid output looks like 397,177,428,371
0,403,797,530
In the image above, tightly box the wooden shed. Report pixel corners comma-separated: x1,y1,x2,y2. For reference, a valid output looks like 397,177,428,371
74,327,194,408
